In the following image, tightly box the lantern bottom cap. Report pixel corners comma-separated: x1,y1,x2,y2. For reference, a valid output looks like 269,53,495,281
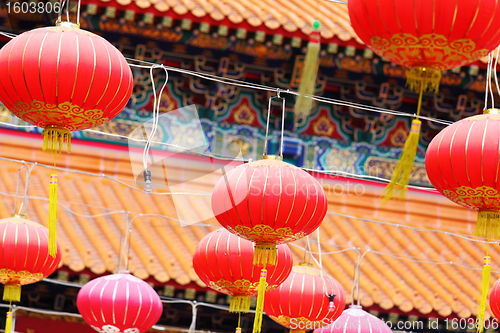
42,127,72,155
474,211,500,240
3,284,21,302
229,296,251,313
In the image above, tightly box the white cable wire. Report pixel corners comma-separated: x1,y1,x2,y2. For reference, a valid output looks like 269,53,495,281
327,211,491,243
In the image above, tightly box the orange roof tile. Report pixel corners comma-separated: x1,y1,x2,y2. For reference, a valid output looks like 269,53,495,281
0,129,494,319
101,0,361,43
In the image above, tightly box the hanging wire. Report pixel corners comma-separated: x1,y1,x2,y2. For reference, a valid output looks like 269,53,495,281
13,165,24,215
494,47,500,104
76,0,81,26
280,95,286,157
143,65,169,172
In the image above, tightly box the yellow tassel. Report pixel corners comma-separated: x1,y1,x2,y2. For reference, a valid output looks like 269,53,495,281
3,285,21,303
229,296,251,313
49,174,58,257
235,328,241,333
42,127,71,154
5,311,12,333
474,211,500,239
381,119,421,203
477,256,491,333
252,268,268,333
253,244,277,266
294,20,321,122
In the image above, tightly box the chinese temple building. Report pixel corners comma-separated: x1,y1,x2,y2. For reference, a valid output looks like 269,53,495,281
0,0,495,333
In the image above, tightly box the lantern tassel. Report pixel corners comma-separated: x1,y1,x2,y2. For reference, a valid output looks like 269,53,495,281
252,268,268,333
5,311,12,333
477,256,491,333
229,296,251,313
49,174,58,257
474,211,500,239
254,244,277,266
3,285,20,303
294,20,321,124
381,77,424,203
42,127,71,154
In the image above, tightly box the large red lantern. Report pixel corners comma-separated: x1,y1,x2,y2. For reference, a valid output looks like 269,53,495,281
0,215,61,332
193,229,293,314
313,306,392,333
264,264,346,333
0,22,133,257
348,0,500,201
212,156,327,264
489,278,500,320
348,0,500,88
77,272,163,333
425,108,500,332
212,155,328,333
0,23,132,151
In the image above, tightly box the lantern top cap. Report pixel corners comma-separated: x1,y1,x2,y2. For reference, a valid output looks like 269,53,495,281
262,155,283,161
348,304,362,309
298,262,313,267
56,21,80,29
11,214,26,219
484,108,500,115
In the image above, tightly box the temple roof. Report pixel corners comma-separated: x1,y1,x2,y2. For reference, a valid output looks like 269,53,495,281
0,129,494,320
93,0,360,42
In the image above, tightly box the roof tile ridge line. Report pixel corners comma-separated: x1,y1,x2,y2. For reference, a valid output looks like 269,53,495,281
387,226,468,311
108,181,157,279
91,180,147,274
419,230,480,297
328,214,400,310
316,219,376,305
72,179,123,264
327,211,488,244
128,184,191,282
53,179,109,274
339,215,416,311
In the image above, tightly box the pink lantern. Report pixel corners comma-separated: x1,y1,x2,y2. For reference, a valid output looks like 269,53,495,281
314,306,391,333
77,272,163,333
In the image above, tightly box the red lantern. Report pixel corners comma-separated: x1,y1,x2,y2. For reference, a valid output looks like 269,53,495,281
212,155,328,333
313,306,392,333
490,278,500,320
77,272,163,333
348,0,500,201
212,156,327,265
348,0,500,88
0,216,61,301
264,264,346,333
425,109,500,237
0,23,133,152
0,22,133,257
0,215,62,332
425,108,500,331
193,229,293,313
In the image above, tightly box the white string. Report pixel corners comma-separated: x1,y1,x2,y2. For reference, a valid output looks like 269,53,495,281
484,54,490,110
327,211,491,243
77,0,81,26
126,61,454,126
143,65,169,172
0,134,438,192
494,47,500,103
280,96,285,157
490,53,495,109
